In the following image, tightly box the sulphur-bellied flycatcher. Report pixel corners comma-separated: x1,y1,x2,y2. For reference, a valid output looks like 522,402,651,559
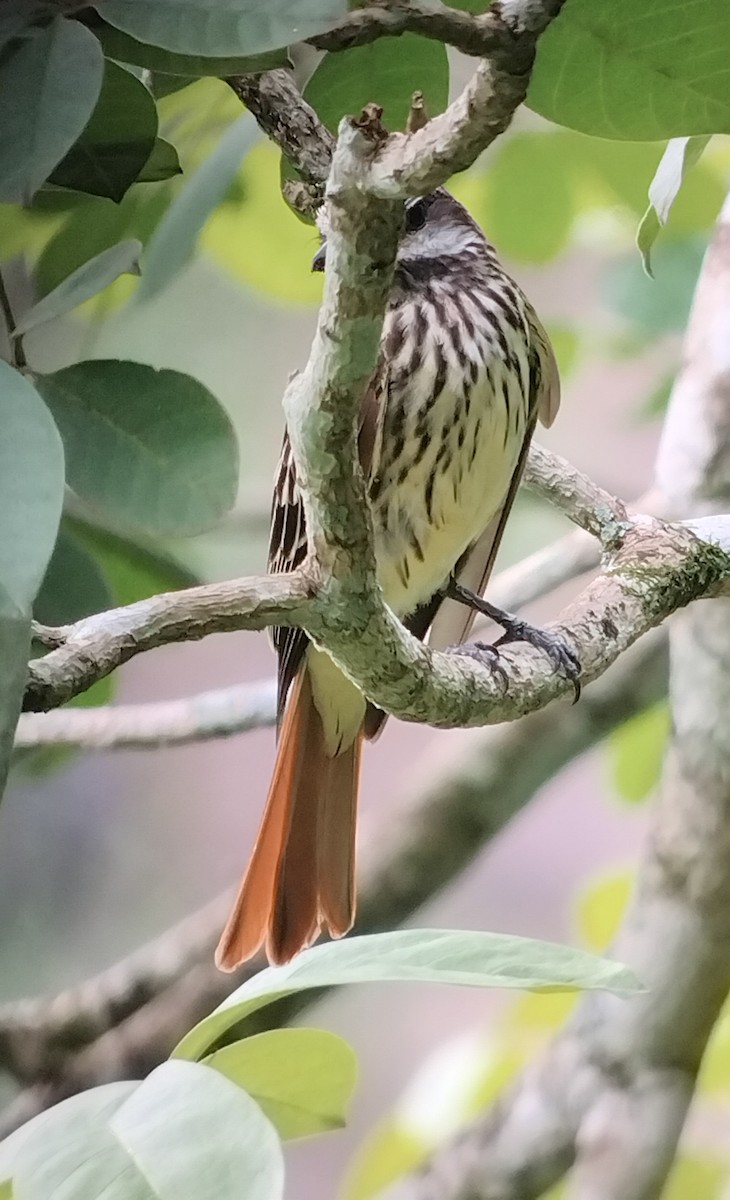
216,189,578,970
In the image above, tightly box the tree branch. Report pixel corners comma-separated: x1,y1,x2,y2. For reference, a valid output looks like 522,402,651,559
22,455,730,731
0,631,666,1108
382,190,730,1200
14,680,277,750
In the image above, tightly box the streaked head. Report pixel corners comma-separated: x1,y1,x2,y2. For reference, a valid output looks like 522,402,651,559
311,189,487,274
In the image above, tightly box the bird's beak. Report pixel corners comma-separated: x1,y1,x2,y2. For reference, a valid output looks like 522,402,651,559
312,242,326,272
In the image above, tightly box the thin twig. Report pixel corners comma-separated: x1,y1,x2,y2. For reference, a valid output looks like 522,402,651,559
14,680,277,750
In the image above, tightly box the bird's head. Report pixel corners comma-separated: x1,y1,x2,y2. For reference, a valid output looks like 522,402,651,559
311,190,486,275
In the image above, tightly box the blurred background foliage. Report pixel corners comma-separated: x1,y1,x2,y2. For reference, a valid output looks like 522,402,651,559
3,4,730,1194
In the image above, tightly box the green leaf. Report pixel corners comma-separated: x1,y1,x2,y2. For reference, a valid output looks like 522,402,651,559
95,18,289,75
1,1063,284,1200
49,60,158,203
304,37,449,134
97,0,350,56
36,360,238,538
206,1029,357,1139
34,527,112,626
13,240,142,337
607,702,670,804
138,114,257,301
174,930,643,1061
637,136,711,275
0,17,104,203
528,0,730,140
0,362,65,796
35,186,172,299
137,138,183,183
0,363,65,612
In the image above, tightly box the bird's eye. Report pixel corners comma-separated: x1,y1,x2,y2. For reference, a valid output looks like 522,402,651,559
405,198,428,233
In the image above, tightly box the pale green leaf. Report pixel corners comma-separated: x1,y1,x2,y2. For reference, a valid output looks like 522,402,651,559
35,360,238,537
206,1028,358,1139
98,0,350,57
138,114,257,301
174,930,642,1061
528,0,730,140
0,17,104,203
637,136,711,275
3,1064,284,1200
0,362,65,612
49,60,157,202
0,1084,136,1187
95,18,289,75
13,240,142,337
0,363,64,797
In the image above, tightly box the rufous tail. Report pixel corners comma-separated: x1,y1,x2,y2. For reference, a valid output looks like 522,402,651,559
215,669,362,970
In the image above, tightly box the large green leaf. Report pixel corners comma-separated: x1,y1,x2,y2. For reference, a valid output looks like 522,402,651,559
138,113,257,301
0,17,104,203
175,930,642,1061
97,0,349,56
304,37,449,133
95,18,289,75
528,0,730,140
0,1063,284,1200
0,364,65,612
0,362,65,796
35,360,238,537
206,1029,358,1139
13,240,142,337
637,136,712,275
50,60,158,202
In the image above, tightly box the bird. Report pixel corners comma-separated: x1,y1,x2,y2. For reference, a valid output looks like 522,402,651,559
216,188,578,971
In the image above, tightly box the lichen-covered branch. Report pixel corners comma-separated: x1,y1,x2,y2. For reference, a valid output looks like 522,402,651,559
22,447,730,724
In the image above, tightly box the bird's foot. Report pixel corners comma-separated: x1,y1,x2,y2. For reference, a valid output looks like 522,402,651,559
445,578,582,702
494,616,582,702
447,640,509,693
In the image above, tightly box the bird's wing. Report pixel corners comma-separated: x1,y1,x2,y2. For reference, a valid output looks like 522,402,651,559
426,306,560,653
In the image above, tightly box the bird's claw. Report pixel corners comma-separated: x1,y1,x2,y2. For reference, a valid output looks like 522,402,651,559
495,619,582,703
447,640,509,693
